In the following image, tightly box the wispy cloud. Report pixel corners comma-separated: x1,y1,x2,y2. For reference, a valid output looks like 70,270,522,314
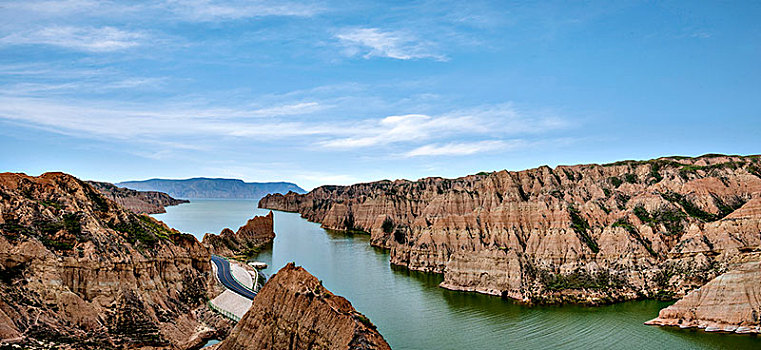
319,103,567,150
1,0,320,22
0,96,334,141
335,28,447,61
0,95,569,159
319,114,483,148
164,0,322,21
0,26,145,52
403,140,522,157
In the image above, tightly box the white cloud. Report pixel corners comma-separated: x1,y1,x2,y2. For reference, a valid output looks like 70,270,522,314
319,113,483,148
0,0,319,22
163,0,321,21
0,96,334,141
403,140,521,157
0,26,145,52
319,103,566,150
335,28,446,61
248,102,325,117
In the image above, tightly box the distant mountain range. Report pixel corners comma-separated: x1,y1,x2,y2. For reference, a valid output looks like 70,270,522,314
116,178,305,199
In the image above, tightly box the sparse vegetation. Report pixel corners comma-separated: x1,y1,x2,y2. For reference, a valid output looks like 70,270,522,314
612,218,656,256
541,268,625,291
568,205,598,253
660,191,718,222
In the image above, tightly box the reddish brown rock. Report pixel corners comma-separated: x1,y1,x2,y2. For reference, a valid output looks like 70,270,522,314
260,155,761,307
202,211,275,258
216,263,390,350
0,172,229,349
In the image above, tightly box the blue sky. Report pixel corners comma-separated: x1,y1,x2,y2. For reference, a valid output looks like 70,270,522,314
1,0,759,190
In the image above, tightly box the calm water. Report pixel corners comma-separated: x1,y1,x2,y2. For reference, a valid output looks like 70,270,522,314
154,200,761,350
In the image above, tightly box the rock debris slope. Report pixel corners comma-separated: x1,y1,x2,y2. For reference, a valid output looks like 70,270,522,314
260,155,761,333
215,263,390,350
0,172,228,349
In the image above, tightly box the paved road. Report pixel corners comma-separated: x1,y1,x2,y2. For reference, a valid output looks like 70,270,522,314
211,255,257,300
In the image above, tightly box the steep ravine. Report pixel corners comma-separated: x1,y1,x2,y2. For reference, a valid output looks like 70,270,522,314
260,155,761,333
0,172,230,349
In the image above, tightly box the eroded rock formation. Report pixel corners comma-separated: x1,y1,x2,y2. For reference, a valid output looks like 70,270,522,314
202,212,275,258
0,172,229,349
215,263,390,350
87,180,189,214
260,155,761,331
645,252,761,333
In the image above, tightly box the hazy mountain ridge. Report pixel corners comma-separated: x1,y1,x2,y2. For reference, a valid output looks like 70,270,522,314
117,178,305,199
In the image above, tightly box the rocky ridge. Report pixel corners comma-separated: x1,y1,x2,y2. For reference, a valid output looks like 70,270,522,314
201,212,275,258
214,263,390,350
260,155,761,332
87,180,189,214
0,172,229,349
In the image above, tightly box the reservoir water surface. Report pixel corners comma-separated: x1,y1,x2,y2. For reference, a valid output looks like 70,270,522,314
153,199,760,350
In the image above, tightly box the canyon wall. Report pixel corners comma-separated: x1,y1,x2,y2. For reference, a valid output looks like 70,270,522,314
202,211,275,258
0,172,229,349
87,180,189,214
216,263,390,350
260,155,761,332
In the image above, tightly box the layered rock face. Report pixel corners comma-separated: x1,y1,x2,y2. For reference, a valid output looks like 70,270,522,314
645,253,761,333
87,180,189,214
260,155,761,311
216,263,390,350
0,172,228,349
202,212,275,258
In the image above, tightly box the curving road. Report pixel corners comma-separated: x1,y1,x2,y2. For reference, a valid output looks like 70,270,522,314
211,255,257,300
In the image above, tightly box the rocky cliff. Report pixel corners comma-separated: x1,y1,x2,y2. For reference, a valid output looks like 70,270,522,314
87,181,189,214
260,155,761,331
0,172,229,349
215,263,390,350
201,212,275,258
645,252,761,333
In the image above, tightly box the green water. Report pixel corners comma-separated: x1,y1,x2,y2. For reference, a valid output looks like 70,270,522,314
154,200,761,350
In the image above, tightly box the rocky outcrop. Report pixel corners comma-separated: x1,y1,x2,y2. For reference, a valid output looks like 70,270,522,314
260,155,761,309
215,263,390,350
0,172,230,349
87,180,189,214
645,253,761,333
202,212,275,258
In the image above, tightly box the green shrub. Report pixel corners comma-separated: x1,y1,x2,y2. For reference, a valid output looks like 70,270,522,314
382,217,395,234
